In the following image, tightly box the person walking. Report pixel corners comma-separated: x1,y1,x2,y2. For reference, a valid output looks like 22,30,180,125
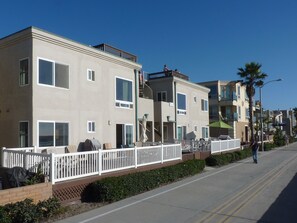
251,140,259,164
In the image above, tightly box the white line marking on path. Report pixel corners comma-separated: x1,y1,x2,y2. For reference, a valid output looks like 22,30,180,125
80,152,272,223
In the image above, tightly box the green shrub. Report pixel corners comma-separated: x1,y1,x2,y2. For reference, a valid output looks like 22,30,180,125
85,159,205,203
205,148,252,167
264,142,276,151
37,197,61,219
0,206,11,223
3,199,40,223
0,197,61,223
273,128,285,146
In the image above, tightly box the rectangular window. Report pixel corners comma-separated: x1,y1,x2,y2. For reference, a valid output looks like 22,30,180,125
20,58,29,86
237,86,241,98
116,124,133,148
238,106,241,119
19,121,29,147
194,126,198,132
125,125,133,145
177,126,186,141
38,122,68,147
38,58,69,89
87,69,95,81
202,127,209,139
177,93,186,115
157,91,167,102
201,99,208,111
115,77,133,108
87,121,96,133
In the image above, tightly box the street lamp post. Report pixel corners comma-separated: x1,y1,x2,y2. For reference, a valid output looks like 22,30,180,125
259,79,282,151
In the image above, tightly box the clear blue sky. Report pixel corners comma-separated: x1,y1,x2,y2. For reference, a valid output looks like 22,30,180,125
1,0,296,110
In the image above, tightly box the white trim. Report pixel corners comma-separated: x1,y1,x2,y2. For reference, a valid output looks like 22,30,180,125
177,92,187,115
37,57,70,90
87,68,95,81
87,121,96,133
37,120,69,147
201,98,209,112
115,76,134,109
19,57,30,87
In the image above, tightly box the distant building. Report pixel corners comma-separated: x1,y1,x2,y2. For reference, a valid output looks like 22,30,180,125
199,80,250,142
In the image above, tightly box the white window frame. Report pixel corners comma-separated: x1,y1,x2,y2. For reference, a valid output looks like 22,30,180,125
37,120,69,147
37,57,70,89
124,124,134,146
19,57,29,86
201,99,209,112
87,69,95,81
177,92,187,115
202,126,209,139
87,121,96,133
115,76,133,109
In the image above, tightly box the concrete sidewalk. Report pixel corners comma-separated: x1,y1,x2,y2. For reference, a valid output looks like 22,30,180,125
57,143,297,223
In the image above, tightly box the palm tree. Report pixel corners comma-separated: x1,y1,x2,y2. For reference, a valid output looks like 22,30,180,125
237,62,267,142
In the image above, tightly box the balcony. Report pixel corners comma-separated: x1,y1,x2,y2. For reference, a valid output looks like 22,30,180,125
148,70,189,81
94,44,137,62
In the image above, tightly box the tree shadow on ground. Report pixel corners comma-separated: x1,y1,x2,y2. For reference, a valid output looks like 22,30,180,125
259,173,297,222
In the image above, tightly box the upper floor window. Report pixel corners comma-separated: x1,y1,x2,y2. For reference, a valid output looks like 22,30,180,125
237,86,241,98
38,58,69,89
87,121,96,133
201,99,208,112
115,77,133,109
157,91,167,102
87,69,95,81
19,58,29,86
238,106,241,119
177,93,186,115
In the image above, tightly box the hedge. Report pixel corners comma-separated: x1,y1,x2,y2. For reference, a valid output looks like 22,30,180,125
83,159,205,203
205,148,252,167
0,198,61,223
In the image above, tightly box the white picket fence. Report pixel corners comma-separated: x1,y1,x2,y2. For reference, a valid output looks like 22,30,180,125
0,144,182,184
210,139,241,154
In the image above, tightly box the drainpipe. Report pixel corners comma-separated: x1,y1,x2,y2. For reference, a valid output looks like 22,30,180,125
174,81,177,139
134,69,139,142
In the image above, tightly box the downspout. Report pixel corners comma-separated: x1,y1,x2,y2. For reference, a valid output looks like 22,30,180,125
134,69,139,142
174,81,177,139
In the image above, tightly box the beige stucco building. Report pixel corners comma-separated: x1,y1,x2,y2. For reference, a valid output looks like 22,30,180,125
199,80,250,142
0,27,149,149
0,27,210,149
147,70,210,143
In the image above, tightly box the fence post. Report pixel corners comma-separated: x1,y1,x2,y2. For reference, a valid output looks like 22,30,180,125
0,147,5,167
161,144,164,164
134,146,138,168
98,149,102,175
50,153,55,184
23,150,27,169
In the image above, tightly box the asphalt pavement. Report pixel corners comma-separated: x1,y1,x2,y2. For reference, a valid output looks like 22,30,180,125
57,142,297,223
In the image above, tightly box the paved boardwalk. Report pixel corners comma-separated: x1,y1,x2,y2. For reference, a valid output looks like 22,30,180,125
57,143,297,223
